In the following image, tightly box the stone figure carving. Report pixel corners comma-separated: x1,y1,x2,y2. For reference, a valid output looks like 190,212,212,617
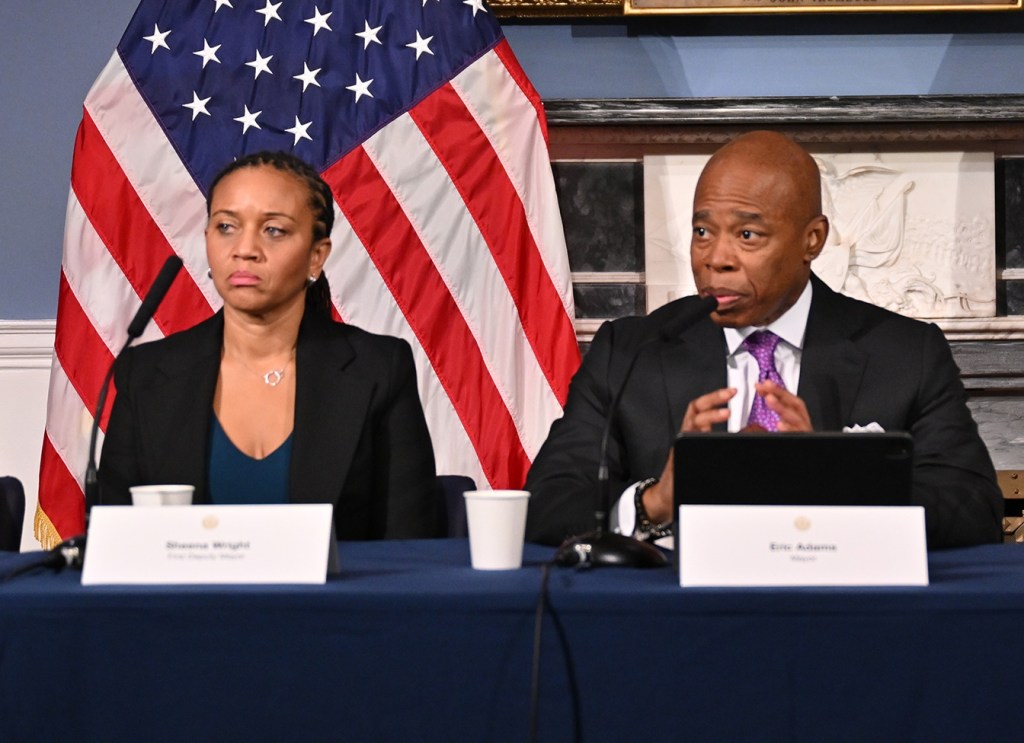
813,154,994,318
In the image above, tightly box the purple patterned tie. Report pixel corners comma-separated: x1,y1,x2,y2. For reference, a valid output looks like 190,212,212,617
742,330,785,431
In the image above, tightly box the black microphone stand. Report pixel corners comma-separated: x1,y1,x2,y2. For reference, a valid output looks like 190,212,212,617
20,256,185,577
554,347,669,568
83,364,119,513
554,295,718,568
84,256,184,513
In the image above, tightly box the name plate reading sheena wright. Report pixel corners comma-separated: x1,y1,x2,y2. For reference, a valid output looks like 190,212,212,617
677,505,928,587
82,504,335,585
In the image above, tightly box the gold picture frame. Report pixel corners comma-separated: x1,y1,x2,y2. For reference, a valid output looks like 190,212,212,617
625,0,1021,14
488,0,1021,16
489,0,622,15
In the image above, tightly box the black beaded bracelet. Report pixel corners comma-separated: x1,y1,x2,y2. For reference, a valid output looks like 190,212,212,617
633,477,672,542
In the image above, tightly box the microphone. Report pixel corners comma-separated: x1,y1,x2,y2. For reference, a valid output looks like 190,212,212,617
127,256,184,340
83,255,184,513
555,294,719,568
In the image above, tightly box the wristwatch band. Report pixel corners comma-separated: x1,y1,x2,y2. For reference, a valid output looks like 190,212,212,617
633,477,672,542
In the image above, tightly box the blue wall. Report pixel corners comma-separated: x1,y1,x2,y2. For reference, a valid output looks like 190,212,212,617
503,22,1024,98
0,1,141,321
4,2,1024,319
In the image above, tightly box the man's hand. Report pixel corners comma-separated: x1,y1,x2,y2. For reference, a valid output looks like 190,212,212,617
681,387,737,433
641,384,813,524
756,380,813,432
642,387,737,523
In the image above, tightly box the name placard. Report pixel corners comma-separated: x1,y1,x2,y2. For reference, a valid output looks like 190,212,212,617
82,504,336,585
678,505,928,587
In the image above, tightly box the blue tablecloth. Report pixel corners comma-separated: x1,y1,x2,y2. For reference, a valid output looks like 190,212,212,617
2,540,1024,742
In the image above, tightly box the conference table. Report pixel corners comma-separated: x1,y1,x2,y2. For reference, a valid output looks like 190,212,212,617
2,539,1023,742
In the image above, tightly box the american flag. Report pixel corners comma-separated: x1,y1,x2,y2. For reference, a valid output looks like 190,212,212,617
35,0,579,547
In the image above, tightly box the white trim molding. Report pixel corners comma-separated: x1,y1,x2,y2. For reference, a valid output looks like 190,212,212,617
0,321,55,550
571,272,645,284
0,320,56,369
934,316,1024,341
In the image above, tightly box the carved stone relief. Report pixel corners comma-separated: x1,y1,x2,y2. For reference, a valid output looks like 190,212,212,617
644,152,996,319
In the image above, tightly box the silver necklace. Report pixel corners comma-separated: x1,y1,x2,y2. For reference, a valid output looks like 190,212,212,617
262,368,286,387
230,350,294,387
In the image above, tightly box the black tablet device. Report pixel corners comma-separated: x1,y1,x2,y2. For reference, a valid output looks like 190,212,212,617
673,431,913,511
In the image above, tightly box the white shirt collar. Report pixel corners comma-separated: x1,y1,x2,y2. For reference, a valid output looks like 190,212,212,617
723,279,813,355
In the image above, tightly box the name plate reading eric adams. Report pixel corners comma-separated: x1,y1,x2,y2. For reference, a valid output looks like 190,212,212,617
677,505,928,587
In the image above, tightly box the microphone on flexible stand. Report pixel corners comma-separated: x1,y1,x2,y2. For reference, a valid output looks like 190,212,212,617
554,294,719,568
8,257,182,579
83,255,184,513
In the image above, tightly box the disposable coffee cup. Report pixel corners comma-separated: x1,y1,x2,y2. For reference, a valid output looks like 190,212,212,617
463,490,530,570
129,484,195,506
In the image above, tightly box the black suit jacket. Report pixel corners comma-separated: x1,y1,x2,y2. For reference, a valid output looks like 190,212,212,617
98,310,438,540
525,275,1003,549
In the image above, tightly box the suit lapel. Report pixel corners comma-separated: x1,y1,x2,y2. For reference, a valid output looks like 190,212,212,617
661,317,728,433
798,275,868,430
648,278,869,434
289,313,370,504
148,314,223,504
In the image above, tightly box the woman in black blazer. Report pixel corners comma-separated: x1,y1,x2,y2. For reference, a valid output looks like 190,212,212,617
98,152,437,539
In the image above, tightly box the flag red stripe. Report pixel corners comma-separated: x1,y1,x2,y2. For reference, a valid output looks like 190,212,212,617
38,435,85,540
54,273,116,429
491,39,548,145
324,148,531,488
408,85,575,404
71,113,211,336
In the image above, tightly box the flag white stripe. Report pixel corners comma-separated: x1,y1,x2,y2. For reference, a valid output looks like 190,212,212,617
451,50,575,318
62,191,165,352
325,206,488,486
362,114,560,459
84,53,220,311
44,358,102,490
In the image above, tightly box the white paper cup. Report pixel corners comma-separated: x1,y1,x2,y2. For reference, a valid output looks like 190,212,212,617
463,490,530,570
129,484,195,507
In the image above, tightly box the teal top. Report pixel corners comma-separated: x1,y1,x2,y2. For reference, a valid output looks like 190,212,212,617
208,416,292,505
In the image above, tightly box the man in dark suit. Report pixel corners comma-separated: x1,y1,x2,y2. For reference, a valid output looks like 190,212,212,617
525,131,1002,549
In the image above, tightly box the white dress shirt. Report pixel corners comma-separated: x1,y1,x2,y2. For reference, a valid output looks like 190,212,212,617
613,281,814,536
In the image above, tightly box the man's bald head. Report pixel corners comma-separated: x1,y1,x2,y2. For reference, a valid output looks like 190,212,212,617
690,131,830,328
698,131,823,222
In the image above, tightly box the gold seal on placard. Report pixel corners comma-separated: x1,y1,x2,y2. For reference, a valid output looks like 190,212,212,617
794,516,811,531
202,515,219,530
